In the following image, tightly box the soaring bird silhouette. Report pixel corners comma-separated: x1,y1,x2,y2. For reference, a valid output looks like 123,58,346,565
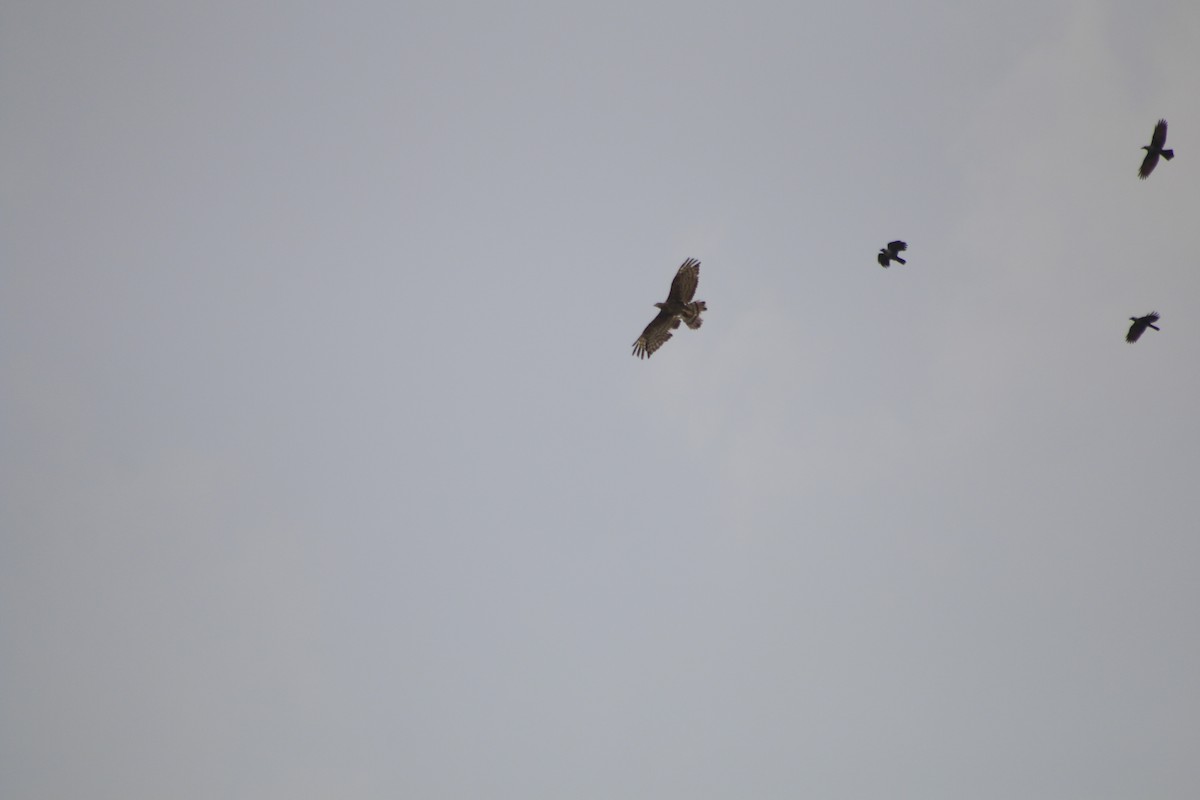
1126,312,1161,343
632,258,706,359
877,240,907,268
1138,119,1174,179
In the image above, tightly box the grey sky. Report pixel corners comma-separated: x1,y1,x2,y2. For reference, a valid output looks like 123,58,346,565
3,1,1199,798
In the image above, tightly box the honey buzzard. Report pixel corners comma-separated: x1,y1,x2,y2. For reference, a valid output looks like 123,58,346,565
632,258,707,359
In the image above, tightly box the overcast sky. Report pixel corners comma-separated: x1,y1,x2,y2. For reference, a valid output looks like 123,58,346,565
3,1,1199,798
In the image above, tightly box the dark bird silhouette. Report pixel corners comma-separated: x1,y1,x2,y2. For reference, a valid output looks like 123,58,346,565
632,258,707,359
1126,312,1161,343
877,240,907,268
1138,119,1174,179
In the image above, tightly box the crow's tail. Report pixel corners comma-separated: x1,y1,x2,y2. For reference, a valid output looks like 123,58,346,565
1149,323,1161,331
1162,149,1174,161
894,256,906,265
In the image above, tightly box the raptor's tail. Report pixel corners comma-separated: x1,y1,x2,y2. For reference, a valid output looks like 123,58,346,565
1149,323,1161,331
893,256,907,265
682,301,706,329
1161,149,1174,161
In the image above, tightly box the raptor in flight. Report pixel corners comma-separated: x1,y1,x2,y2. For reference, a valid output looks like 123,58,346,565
632,258,707,359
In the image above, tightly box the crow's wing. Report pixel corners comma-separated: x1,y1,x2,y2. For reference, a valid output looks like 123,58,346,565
666,258,700,305
887,240,907,254
877,251,889,267
1125,313,1159,343
1151,119,1168,150
1139,150,1160,179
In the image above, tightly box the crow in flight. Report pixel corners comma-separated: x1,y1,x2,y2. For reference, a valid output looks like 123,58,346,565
877,240,907,268
632,258,707,359
1138,119,1174,179
1126,312,1161,343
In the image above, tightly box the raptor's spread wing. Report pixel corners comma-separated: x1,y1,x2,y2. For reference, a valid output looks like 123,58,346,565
666,258,701,305
633,308,677,359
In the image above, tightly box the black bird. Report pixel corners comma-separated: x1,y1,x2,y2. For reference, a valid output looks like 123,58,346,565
1126,312,1161,343
877,240,907,268
1138,119,1174,179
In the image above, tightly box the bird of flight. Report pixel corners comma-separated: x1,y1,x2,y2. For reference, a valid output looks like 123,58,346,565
1138,119,1174,179
632,258,707,359
1126,312,1161,343
633,119,1180,358
877,240,907,267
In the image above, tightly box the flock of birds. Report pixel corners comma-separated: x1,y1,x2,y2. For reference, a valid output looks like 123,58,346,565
632,119,1176,358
